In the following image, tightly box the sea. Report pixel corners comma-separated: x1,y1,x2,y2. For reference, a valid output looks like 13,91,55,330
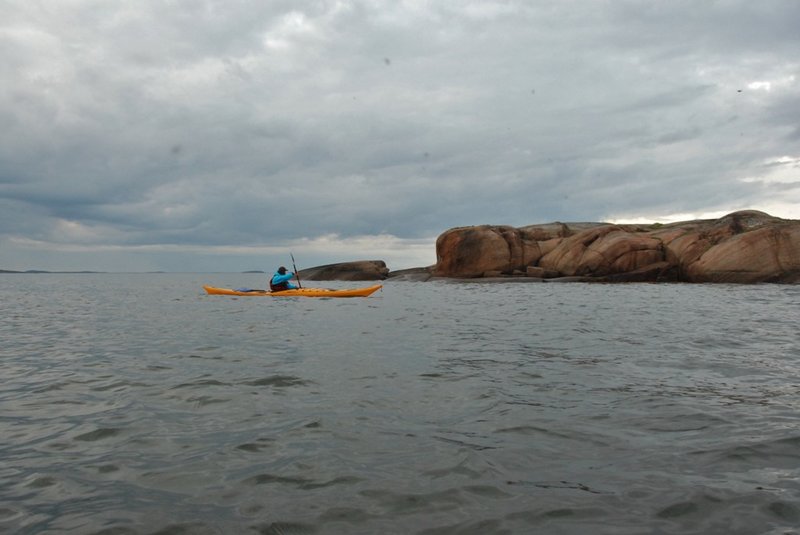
1,273,799,535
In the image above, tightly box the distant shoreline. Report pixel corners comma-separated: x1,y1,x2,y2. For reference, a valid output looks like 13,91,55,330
0,270,266,274
0,270,106,274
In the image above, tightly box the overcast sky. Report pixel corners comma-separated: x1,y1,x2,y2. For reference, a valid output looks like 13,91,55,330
1,1,798,272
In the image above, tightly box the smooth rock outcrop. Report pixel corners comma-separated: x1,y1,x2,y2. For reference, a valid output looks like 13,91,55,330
299,260,389,281
433,211,800,283
386,267,434,281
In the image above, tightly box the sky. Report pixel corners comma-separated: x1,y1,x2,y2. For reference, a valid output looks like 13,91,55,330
1,0,798,272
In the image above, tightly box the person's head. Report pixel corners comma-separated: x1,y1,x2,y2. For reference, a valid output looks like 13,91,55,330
278,266,287,274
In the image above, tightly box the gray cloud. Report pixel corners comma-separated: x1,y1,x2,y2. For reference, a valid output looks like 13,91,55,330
1,0,798,271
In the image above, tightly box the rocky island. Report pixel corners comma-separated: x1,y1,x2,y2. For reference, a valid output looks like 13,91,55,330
298,260,390,281
302,211,800,283
432,210,800,283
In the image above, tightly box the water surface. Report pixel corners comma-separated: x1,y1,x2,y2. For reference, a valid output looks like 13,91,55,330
1,274,799,534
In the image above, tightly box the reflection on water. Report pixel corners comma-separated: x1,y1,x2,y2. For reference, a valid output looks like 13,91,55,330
1,274,799,534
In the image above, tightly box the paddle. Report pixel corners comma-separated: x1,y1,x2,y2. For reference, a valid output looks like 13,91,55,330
290,252,302,289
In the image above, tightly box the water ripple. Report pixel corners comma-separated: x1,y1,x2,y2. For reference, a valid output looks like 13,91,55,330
2,275,799,534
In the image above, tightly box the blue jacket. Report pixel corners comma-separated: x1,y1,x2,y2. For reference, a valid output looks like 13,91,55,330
270,271,297,290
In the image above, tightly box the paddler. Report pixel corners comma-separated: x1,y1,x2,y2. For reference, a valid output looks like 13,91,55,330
269,266,298,291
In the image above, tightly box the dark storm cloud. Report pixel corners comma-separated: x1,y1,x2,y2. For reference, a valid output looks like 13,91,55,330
1,0,798,271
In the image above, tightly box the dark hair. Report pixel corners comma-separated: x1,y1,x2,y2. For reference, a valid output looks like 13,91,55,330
278,266,287,274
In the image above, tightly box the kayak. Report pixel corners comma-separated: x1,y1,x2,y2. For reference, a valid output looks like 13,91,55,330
203,284,382,298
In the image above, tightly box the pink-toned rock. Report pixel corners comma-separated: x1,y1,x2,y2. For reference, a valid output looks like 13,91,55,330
687,225,800,283
539,226,663,277
434,225,542,277
662,232,711,274
433,210,800,283
601,261,676,282
526,266,560,278
537,237,562,257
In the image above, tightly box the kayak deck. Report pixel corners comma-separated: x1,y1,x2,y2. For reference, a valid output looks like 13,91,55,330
203,284,382,298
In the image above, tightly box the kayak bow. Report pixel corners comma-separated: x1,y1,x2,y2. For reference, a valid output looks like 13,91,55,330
203,284,382,298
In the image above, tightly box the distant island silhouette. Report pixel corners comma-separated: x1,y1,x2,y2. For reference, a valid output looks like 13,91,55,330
0,269,104,274
0,269,267,274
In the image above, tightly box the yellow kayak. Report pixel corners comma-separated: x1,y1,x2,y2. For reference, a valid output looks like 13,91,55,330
203,284,382,298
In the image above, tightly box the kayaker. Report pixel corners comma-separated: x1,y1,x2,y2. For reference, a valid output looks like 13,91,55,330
269,266,298,291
